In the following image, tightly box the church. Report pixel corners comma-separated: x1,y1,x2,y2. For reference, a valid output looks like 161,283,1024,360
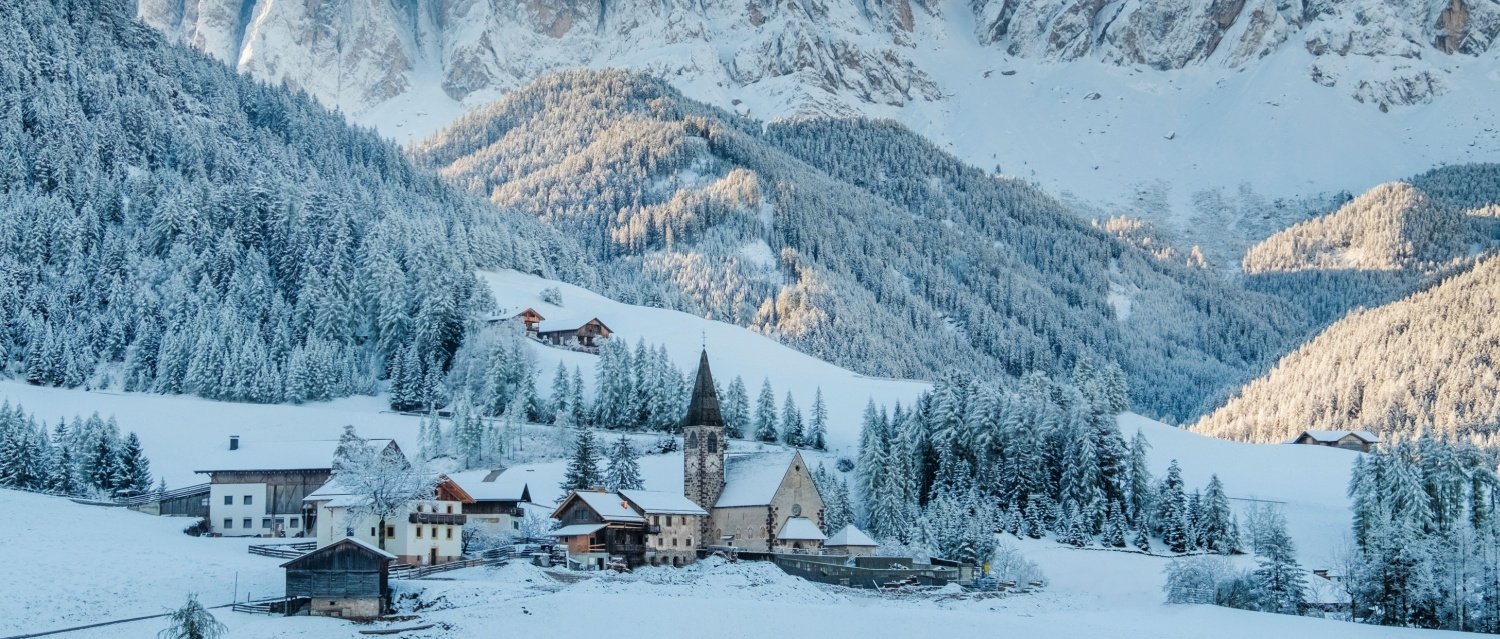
682,350,828,553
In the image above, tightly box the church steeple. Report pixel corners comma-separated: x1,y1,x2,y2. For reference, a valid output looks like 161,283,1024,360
684,349,724,428
683,349,726,539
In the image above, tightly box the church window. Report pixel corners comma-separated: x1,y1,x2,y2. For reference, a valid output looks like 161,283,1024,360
687,432,698,449
707,433,718,452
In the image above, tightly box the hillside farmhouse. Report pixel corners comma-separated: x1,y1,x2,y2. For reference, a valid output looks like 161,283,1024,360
1285,430,1381,453
304,475,473,566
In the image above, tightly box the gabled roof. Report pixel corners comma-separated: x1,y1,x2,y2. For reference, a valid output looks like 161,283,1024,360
1287,430,1381,444
553,490,646,523
777,517,826,541
304,474,472,508
716,451,798,508
620,490,709,516
538,317,612,335
195,439,396,474
279,536,395,568
826,524,878,547
682,349,724,428
445,468,532,502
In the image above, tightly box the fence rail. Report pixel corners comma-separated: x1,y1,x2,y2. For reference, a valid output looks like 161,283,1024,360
231,596,303,615
389,548,513,579
118,483,210,506
247,542,317,559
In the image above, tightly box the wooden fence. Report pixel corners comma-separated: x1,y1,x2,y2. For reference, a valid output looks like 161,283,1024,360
388,547,513,579
247,541,317,559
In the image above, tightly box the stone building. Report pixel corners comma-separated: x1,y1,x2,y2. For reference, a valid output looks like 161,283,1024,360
682,350,828,553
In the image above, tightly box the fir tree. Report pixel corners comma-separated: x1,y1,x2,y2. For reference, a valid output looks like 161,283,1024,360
1251,512,1307,615
561,429,602,492
807,388,828,450
722,376,750,439
114,432,153,493
604,435,644,491
1127,429,1153,528
1133,526,1152,552
753,379,778,443
550,361,571,424
1200,475,1238,554
1157,459,1190,553
1102,501,1128,548
780,391,805,446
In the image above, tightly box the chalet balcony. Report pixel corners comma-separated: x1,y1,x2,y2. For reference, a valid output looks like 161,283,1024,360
409,512,467,525
587,543,647,555
645,525,662,535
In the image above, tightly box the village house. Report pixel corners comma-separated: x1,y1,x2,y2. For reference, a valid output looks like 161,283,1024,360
281,537,394,619
194,436,397,538
538,318,612,352
445,468,534,536
510,308,545,337
550,488,709,569
1285,430,1381,453
303,475,473,566
620,490,709,566
682,350,829,553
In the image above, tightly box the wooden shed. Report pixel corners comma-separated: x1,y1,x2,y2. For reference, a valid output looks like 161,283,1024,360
281,537,395,619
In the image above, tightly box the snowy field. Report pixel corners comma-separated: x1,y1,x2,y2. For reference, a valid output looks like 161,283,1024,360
1,487,1463,639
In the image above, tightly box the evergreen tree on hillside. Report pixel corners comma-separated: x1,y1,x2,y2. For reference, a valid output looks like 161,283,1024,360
1127,430,1154,528
807,388,828,450
550,361,571,424
114,432,153,493
753,379,778,443
1251,512,1307,615
561,429,602,492
604,435,644,491
781,392,805,446
722,376,750,439
1157,460,1189,553
570,367,588,426
1199,475,1238,554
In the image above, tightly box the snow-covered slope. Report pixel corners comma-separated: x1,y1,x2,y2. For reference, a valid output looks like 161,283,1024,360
136,0,1500,224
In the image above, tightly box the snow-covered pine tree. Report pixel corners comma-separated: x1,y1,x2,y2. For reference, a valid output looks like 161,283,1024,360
780,391,805,446
1127,429,1153,528
1102,501,1128,548
722,376,750,439
1133,525,1151,552
159,594,227,639
604,434,644,491
550,361,571,424
753,379,778,443
46,420,78,496
806,388,828,450
569,367,588,426
1157,459,1190,553
561,429,602,492
1250,511,1307,615
1200,475,1238,554
113,432,153,493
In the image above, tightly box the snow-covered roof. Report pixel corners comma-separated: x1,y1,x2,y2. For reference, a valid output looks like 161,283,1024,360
445,468,531,502
551,523,607,538
776,517,826,541
716,452,796,508
1287,430,1381,444
280,536,396,568
825,524,878,547
619,490,708,516
194,439,395,474
571,490,645,522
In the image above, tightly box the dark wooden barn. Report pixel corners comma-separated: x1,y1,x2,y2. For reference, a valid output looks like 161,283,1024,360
281,537,395,619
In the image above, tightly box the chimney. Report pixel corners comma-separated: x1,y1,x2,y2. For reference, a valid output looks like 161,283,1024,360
229,436,240,451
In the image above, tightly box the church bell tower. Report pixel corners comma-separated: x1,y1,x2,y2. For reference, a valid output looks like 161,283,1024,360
682,349,726,540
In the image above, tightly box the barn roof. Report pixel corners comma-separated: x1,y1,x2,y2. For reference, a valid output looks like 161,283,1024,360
777,517,826,541
445,468,532,502
826,524,878,547
195,439,396,474
279,536,395,568
716,452,797,508
682,350,724,428
555,490,646,523
551,523,608,538
1287,430,1381,444
620,490,709,516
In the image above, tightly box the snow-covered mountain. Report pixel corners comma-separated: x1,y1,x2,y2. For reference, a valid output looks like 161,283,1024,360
135,0,1500,222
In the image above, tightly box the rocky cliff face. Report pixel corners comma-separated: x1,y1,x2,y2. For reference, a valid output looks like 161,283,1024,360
137,0,1500,120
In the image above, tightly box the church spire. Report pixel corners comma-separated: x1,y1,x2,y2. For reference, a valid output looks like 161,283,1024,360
684,349,725,428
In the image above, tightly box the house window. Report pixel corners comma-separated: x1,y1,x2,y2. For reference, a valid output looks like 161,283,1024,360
672,538,678,547
512,521,519,530
243,495,252,505
242,518,252,529
446,505,453,514
417,505,424,513
387,526,396,538
223,518,232,530
223,495,232,506
417,527,423,538
446,528,454,540
653,515,660,525
262,518,272,528
289,518,300,529
686,538,691,546
431,526,437,538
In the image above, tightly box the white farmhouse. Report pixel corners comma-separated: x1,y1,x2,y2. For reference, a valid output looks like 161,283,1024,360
304,475,473,566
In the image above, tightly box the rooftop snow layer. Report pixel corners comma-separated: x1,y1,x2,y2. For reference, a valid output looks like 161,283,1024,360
620,490,708,515
716,452,795,508
194,438,394,473
1286,430,1381,444
445,468,531,502
825,524,877,547
571,490,646,522
776,517,825,541
551,523,608,537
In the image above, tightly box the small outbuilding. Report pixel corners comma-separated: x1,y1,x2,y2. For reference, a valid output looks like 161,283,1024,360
773,516,826,552
1285,430,1381,453
824,524,879,557
281,537,395,619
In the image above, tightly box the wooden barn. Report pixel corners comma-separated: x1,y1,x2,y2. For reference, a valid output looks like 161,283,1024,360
511,308,545,337
281,537,395,619
122,483,211,518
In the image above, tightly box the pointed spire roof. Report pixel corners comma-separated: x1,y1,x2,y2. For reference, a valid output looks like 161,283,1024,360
683,349,725,428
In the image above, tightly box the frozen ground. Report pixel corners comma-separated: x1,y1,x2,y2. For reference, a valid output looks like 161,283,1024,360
1,488,1464,639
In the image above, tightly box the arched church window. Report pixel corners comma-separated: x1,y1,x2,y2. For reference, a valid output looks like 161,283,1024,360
687,431,698,449
707,432,718,452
